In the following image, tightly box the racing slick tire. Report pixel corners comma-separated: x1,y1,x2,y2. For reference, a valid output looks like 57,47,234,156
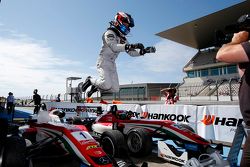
100,130,126,158
0,118,8,143
126,128,152,157
0,118,8,167
2,135,26,167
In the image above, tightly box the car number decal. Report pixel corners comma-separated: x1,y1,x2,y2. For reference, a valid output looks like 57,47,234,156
71,131,93,141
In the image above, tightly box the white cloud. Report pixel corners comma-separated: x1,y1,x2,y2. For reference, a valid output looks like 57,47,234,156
0,34,83,98
0,28,198,98
118,39,198,84
141,40,197,73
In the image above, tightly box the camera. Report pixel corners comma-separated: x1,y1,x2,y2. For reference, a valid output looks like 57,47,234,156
215,14,250,46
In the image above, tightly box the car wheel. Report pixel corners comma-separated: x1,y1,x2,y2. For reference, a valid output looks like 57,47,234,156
3,135,26,167
0,118,8,167
127,128,152,157
100,130,126,158
0,118,8,142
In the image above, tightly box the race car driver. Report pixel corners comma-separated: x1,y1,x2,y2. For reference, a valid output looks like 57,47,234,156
80,12,156,97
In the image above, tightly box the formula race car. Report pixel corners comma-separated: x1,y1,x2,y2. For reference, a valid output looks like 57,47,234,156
0,105,142,167
92,105,223,159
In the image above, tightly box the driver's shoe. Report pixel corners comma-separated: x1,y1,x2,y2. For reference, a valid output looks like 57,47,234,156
87,85,98,97
81,76,92,92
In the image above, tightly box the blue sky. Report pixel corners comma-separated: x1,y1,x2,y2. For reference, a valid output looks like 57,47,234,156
0,0,243,97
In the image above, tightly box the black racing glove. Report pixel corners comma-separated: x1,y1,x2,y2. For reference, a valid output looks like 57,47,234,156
140,46,156,55
125,43,144,51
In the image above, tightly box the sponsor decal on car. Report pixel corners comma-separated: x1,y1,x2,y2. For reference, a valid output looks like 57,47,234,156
79,139,97,145
86,145,98,150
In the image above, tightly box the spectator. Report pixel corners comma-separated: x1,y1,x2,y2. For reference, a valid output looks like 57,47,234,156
29,89,41,114
0,97,6,112
56,94,61,102
216,16,250,166
161,88,178,104
6,92,15,115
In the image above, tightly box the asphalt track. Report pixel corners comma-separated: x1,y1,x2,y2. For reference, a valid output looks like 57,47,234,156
132,153,178,167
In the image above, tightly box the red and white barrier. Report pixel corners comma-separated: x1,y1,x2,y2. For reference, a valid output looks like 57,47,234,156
44,102,242,143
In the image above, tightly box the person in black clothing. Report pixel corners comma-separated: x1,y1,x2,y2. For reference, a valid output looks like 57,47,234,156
29,89,41,114
56,94,61,102
6,92,15,115
216,15,250,166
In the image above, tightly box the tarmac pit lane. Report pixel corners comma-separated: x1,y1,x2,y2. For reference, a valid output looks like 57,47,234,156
131,152,179,167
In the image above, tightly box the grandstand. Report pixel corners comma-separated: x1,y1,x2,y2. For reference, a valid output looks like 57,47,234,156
178,48,239,100
157,0,250,103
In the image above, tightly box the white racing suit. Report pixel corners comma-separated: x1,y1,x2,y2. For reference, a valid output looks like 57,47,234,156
90,28,142,93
